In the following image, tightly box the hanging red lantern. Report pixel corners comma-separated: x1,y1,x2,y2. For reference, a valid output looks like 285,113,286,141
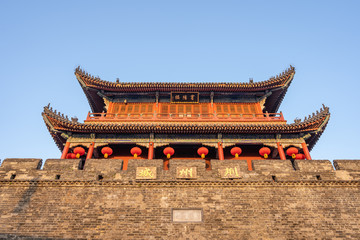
163,147,175,159
65,153,73,159
130,147,142,158
286,147,299,159
230,147,242,158
259,147,271,159
101,147,113,159
73,147,85,159
197,147,209,159
295,153,306,160
70,153,76,159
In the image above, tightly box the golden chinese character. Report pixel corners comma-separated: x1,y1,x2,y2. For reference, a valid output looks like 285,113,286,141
174,95,180,100
179,168,193,177
138,168,154,178
182,95,187,101
190,94,195,101
224,167,239,177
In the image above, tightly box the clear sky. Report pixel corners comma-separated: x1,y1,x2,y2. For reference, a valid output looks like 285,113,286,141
0,0,359,162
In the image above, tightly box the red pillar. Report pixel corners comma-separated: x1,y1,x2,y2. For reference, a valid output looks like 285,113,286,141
86,142,95,160
218,142,224,160
123,159,129,170
277,142,286,160
61,141,71,159
247,160,253,171
164,159,169,170
148,142,154,160
302,142,312,160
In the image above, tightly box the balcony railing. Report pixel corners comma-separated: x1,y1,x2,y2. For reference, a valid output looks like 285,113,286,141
85,112,285,122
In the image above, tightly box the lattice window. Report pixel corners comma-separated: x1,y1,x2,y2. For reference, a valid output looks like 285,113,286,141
214,103,260,114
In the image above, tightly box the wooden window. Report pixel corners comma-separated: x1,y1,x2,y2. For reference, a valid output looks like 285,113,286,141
236,105,242,113
161,105,169,114
201,105,209,114
170,105,177,114
193,105,200,114
120,105,126,113
250,105,256,113
243,105,250,114
113,105,119,114
186,105,192,113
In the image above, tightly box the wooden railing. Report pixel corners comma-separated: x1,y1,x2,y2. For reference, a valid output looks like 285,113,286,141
85,112,285,122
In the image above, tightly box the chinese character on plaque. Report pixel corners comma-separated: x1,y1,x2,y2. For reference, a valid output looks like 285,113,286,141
136,167,157,179
219,166,241,178
171,92,199,103
176,167,197,179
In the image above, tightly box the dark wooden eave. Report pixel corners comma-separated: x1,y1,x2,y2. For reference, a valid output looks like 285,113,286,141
75,66,295,113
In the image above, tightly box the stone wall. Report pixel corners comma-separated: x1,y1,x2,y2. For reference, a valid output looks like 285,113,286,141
0,158,360,239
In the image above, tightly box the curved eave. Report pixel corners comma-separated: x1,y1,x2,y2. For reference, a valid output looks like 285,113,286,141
75,66,295,113
76,75,105,113
264,71,295,113
304,109,330,151
42,112,66,152
75,66,294,92
42,105,329,144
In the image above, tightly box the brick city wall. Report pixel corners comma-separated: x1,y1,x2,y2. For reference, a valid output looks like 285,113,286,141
0,158,360,239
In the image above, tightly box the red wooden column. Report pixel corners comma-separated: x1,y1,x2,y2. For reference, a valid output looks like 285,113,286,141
148,142,154,160
247,160,253,171
277,142,286,160
61,141,71,159
86,142,95,160
301,142,312,160
163,159,169,170
218,142,224,160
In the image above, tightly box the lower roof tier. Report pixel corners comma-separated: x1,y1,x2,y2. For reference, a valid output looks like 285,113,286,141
42,105,330,152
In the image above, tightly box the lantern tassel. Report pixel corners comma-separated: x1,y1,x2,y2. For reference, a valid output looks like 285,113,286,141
76,153,80,159
292,154,296,159
104,153,108,158
134,153,138,158
201,153,205,159
167,153,171,159
264,154,268,159
235,153,239,158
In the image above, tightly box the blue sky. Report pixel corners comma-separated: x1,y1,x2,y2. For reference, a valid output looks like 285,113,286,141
0,0,359,161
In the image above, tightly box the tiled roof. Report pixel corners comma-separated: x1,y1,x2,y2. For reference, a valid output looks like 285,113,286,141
75,66,295,113
75,66,295,92
42,104,330,151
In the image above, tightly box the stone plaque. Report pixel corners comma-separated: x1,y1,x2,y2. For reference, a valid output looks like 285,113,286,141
172,209,203,223
219,166,241,178
136,167,157,179
176,167,197,179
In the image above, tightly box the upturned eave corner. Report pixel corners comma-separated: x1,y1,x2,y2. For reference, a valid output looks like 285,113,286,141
297,104,330,151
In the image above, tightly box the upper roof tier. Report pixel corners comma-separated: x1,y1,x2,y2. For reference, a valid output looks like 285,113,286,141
75,66,295,113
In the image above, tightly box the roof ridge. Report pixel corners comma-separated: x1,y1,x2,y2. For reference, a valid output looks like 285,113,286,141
74,65,295,87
